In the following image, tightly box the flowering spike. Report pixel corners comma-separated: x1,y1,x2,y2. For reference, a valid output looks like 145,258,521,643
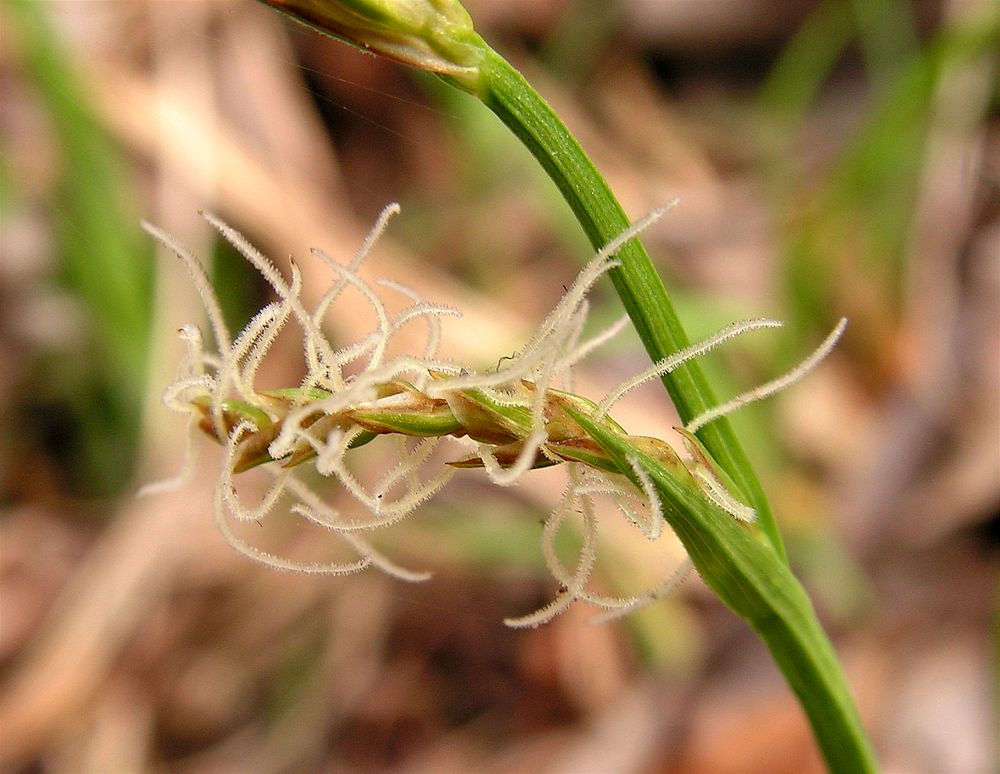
146,204,845,626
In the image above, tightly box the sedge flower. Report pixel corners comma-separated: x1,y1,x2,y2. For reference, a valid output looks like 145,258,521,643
257,0,485,90
143,204,844,625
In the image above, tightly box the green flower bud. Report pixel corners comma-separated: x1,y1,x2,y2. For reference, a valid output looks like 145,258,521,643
443,386,531,445
345,391,463,437
257,0,486,90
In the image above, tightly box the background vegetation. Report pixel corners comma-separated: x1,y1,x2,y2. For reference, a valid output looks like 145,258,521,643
2,0,997,771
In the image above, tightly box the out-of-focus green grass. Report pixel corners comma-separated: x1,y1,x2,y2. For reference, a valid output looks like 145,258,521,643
7,0,153,498
760,0,999,353
754,0,998,612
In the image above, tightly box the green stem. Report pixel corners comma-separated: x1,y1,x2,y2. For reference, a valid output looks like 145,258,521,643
465,47,787,561
570,408,877,774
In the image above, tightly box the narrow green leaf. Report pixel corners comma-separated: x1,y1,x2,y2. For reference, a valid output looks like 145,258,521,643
567,406,877,774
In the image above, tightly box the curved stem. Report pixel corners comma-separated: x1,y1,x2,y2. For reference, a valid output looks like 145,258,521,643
468,47,787,561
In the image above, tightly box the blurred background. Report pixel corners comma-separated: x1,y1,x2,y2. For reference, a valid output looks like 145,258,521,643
1,0,997,771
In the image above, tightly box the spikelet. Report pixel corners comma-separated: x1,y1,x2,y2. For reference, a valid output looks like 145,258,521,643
144,203,845,625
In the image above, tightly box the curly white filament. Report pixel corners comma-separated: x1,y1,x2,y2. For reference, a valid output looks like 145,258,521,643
685,318,848,434
595,318,784,418
144,201,846,628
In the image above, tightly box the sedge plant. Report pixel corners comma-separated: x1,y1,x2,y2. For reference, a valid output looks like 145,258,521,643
148,1,878,770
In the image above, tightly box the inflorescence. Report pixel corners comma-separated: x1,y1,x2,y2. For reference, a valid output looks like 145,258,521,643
142,204,845,626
